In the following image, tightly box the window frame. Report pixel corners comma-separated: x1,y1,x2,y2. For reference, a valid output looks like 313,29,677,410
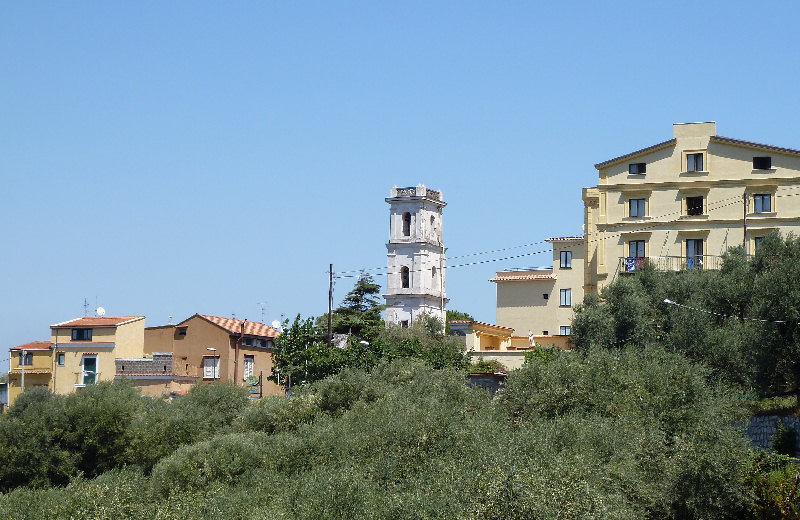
753,193,772,213
243,355,254,379
18,352,33,366
71,328,92,341
560,250,572,269
402,212,411,237
57,352,65,366
628,162,646,175
559,326,571,336
559,288,572,307
686,238,704,269
685,195,704,216
628,198,646,218
686,152,705,172
753,156,772,170
81,355,97,385
400,266,410,288
203,356,220,379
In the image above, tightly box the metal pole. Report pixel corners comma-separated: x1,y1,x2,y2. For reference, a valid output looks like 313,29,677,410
743,191,748,253
328,264,333,348
20,349,25,393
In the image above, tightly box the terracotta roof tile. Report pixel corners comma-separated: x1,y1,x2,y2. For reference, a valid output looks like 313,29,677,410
490,270,556,282
199,315,280,338
448,320,514,333
10,341,52,351
51,316,144,328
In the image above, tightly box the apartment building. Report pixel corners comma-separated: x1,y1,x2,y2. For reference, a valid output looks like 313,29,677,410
7,341,53,406
583,122,800,291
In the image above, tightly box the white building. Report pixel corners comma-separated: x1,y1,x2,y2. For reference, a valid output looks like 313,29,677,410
384,185,448,327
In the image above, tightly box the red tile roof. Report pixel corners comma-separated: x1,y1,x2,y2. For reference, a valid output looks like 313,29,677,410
10,341,52,351
51,316,144,328
198,315,280,338
489,270,556,282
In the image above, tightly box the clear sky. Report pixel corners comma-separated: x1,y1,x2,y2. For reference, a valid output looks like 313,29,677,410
3,2,800,372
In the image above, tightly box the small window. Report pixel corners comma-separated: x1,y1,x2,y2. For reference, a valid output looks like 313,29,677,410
687,152,704,172
177,327,187,336
542,330,549,336
754,236,764,251
560,288,572,307
258,339,267,348
431,266,437,281
629,240,646,259
629,198,646,217
400,320,409,328
244,355,254,379
560,326,571,336
402,212,411,236
543,293,549,300
18,352,33,366
72,328,92,341
560,250,572,269
753,156,772,170
203,356,220,379
629,162,646,174
401,266,410,288
686,196,704,216
753,194,772,213
57,353,65,366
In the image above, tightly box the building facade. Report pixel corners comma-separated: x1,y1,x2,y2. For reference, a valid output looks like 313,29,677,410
143,314,283,395
50,316,146,395
584,122,800,291
7,341,54,406
384,185,448,327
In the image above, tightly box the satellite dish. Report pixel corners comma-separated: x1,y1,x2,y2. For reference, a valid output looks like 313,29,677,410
271,320,281,330
96,307,106,316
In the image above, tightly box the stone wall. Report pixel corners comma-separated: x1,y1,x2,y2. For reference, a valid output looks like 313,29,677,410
746,415,800,454
116,352,173,376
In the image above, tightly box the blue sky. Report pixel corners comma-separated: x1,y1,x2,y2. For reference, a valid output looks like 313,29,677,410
3,2,800,372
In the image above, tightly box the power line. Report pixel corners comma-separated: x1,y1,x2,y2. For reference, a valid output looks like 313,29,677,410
663,298,797,325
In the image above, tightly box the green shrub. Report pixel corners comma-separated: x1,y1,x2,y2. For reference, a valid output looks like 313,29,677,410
234,393,322,434
747,452,800,520
773,419,798,457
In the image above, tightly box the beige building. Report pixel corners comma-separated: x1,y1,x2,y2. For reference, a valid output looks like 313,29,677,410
584,122,800,291
492,236,585,339
50,316,146,395
144,314,283,396
7,341,54,406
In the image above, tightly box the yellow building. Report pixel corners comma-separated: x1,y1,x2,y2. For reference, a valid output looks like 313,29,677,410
50,316,145,395
584,122,800,291
7,341,54,406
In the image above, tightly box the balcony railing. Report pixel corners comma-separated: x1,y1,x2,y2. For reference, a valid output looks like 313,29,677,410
618,255,725,274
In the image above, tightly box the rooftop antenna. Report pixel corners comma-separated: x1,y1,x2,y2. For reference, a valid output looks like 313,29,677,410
96,306,106,317
257,302,268,323
83,298,90,316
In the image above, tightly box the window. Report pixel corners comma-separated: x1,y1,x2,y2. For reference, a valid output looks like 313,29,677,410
560,250,572,268
686,196,704,216
754,194,772,213
82,356,97,385
177,327,187,336
629,162,646,174
560,326,571,336
560,288,572,307
400,320,409,328
753,156,772,170
18,352,33,366
244,355,254,379
57,353,65,366
242,337,253,346
401,266,410,288
258,339,267,348
629,198,646,217
754,236,764,251
629,240,646,259
686,239,704,269
203,356,220,379
687,152,704,172
72,328,92,341
431,266,437,281
402,212,411,236
543,293,549,300
542,330,549,336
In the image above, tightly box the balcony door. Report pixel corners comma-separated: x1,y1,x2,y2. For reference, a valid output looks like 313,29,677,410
82,356,97,385
686,239,704,269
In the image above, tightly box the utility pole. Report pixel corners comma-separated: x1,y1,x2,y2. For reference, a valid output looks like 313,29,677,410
328,264,333,348
743,191,748,253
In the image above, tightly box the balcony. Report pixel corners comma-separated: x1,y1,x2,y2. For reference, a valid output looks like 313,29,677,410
618,255,725,274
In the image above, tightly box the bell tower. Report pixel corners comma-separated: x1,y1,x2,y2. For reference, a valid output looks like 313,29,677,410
384,184,447,328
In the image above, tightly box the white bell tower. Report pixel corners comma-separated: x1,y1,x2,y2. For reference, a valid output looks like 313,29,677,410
384,184,447,328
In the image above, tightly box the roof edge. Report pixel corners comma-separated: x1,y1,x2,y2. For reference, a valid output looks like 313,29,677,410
594,138,676,170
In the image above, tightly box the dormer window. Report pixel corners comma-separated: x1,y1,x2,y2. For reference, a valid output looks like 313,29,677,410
72,328,92,341
753,156,772,170
628,162,646,174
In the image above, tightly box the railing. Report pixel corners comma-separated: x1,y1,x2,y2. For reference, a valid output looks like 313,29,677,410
394,186,441,200
618,255,725,273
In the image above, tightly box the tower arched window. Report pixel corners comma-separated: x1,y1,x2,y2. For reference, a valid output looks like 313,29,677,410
402,212,411,237
401,266,410,288
432,266,437,282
